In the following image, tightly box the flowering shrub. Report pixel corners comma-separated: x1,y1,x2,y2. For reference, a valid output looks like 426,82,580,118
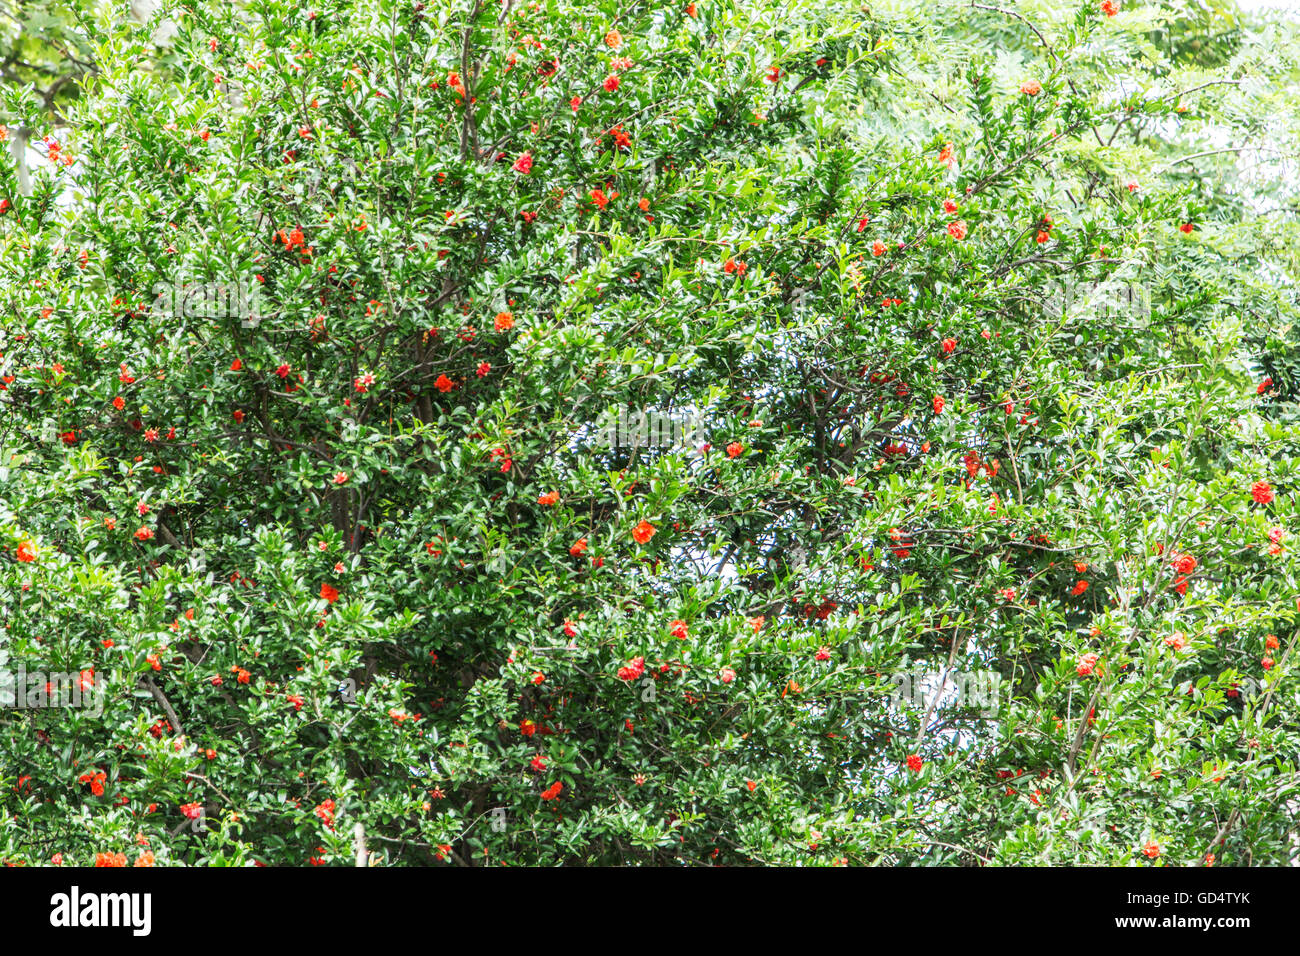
1,0,1299,866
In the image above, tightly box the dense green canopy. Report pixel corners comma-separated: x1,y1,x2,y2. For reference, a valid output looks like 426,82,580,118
1,0,1299,866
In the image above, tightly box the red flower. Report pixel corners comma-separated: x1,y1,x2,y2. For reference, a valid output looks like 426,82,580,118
814,646,831,661
1142,840,1160,859
906,754,923,772
79,771,107,796
719,667,736,683
320,583,339,603
602,75,620,92
932,395,945,415
520,719,537,737
15,540,36,563
590,189,610,209
1252,481,1275,505
631,520,656,544
1179,222,1194,234
511,152,533,175
947,220,968,240
538,491,560,505
134,527,154,541
1101,0,1118,15
540,781,563,800
530,671,545,685
315,798,336,828
1070,580,1089,596
180,802,203,820
569,537,588,556
1077,652,1100,676
275,363,291,378
669,619,689,639
726,441,744,458
941,337,956,354
434,374,454,393
530,754,547,771
617,656,646,681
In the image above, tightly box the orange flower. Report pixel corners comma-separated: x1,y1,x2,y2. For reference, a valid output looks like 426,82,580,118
537,491,560,506
320,583,339,603
631,520,656,544
569,537,588,556
540,781,563,800
15,540,36,563
494,311,515,332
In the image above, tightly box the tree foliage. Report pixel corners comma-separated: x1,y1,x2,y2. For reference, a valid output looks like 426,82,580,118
1,0,1299,866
